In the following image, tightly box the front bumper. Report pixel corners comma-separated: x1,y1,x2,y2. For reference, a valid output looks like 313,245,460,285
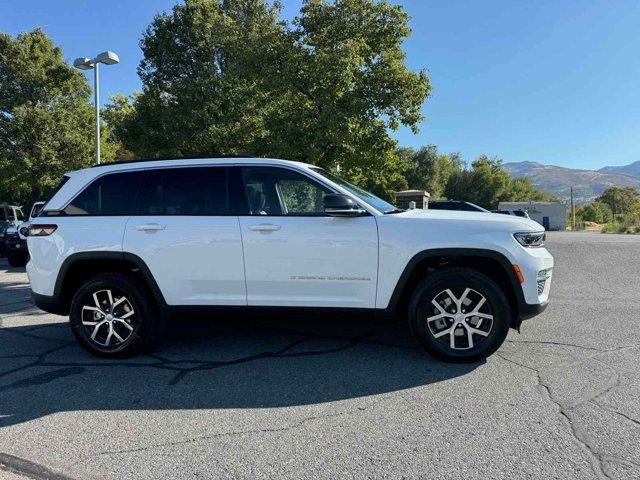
511,245,553,326
4,235,27,253
518,299,549,321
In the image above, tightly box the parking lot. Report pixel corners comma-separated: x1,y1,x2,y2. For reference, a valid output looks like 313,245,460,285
0,232,639,479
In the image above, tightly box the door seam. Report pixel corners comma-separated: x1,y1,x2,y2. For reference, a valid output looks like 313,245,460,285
236,216,249,306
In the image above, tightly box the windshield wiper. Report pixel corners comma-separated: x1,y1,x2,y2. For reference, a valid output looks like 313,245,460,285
384,208,405,214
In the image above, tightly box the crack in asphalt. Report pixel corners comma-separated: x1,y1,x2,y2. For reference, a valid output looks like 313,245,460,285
0,320,417,393
506,339,605,352
506,339,640,354
495,352,611,479
92,394,391,459
164,333,384,385
495,341,640,478
590,400,640,428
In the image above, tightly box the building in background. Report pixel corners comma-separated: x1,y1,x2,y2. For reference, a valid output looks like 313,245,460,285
498,201,567,230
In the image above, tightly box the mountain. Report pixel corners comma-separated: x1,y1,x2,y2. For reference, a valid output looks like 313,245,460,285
599,160,640,179
502,161,640,203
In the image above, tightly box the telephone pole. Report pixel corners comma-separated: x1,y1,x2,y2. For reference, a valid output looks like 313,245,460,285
612,189,616,221
570,186,575,230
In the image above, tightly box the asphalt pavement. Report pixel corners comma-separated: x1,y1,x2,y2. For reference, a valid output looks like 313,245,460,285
1,232,639,480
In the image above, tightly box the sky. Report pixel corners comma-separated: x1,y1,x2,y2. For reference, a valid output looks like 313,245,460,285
1,0,639,170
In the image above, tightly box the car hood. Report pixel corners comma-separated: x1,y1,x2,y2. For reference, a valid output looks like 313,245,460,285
389,208,544,231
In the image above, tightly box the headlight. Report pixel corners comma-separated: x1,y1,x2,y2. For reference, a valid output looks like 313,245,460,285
514,231,545,248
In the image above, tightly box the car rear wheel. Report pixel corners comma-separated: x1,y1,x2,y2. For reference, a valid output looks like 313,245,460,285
69,273,160,357
408,267,510,362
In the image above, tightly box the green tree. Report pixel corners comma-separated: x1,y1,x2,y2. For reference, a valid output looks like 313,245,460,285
443,155,551,209
397,146,462,198
576,201,612,224
106,0,430,200
444,155,510,209
0,29,115,208
596,186,640,217
508,177,552,203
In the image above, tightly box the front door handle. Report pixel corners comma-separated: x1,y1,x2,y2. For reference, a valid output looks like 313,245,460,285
135,223,166,232
249,224,281,232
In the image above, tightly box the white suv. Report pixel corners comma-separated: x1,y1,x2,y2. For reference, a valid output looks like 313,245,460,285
26,157,553,361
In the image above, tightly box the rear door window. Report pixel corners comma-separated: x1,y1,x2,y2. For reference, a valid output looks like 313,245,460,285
136,170,164,215
135,167,228,215
164,167,227,215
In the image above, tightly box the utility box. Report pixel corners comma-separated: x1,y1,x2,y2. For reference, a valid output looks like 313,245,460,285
395,190,430,210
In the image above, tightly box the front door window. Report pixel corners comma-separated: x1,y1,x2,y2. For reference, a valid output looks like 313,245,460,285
241,167,331,216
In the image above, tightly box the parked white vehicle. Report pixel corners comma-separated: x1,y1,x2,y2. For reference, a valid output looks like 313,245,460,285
18,201,46,240
0,203,24,226
25,158,553,361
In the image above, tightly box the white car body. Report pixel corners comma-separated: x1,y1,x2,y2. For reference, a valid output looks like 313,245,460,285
26,157,552,336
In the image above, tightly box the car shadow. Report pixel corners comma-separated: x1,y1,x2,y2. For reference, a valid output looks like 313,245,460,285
0,312,482,428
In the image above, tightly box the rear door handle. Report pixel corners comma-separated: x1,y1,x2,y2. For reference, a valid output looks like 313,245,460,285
135,223,166,232
249,224,281,232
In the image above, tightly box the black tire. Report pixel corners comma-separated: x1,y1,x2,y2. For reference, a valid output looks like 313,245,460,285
408,267,510,362
6,250,28,267
69,273,161,358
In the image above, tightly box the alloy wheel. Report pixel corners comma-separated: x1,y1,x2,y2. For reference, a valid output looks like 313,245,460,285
81,288,137,348
426,287,494,350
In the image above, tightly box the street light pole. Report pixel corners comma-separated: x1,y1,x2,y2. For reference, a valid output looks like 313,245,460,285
74,51,119,166
93,62,100,165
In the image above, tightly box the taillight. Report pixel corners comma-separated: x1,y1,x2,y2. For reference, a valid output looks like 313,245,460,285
27,224,58,236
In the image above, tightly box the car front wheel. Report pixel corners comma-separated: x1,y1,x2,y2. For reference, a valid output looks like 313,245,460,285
408,267,510,362
69,273,160,357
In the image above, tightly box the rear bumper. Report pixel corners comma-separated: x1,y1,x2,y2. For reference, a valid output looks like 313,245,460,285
32,292,67,316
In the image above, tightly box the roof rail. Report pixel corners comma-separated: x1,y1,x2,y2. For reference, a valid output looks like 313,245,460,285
91,154,255,168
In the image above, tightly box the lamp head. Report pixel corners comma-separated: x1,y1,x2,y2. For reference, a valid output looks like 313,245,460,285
73,57,93,70
96,51,120,65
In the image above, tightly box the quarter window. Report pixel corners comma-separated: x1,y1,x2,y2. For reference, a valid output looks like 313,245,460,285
65,172,143,215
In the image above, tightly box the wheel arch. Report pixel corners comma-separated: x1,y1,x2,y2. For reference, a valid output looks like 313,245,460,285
387,248,524,326
54,252,166,315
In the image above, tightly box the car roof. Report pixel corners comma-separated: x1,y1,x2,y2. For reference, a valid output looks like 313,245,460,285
71,157,312,175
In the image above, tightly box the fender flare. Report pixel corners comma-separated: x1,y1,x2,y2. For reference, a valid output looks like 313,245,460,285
54,251,167,308
386,247,525,316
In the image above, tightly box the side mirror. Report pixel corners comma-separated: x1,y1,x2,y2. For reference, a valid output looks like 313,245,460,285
324,194,366,217
19,226,30,237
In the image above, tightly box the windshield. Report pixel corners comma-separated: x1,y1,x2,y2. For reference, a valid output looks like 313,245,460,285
310,167,397,213
31,202,45,218
7,208,23,221
466,202,489,212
